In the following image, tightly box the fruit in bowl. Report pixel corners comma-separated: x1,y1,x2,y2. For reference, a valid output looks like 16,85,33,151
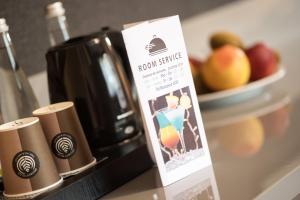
245,42,278,81
191,31,281,95
210,31,244,50
202,45,251,91
189,57,206,94
189,56,203,77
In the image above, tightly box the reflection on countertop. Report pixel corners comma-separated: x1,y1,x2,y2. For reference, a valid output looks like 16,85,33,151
102,87,300,200
204,89,294,200
103,165,219,200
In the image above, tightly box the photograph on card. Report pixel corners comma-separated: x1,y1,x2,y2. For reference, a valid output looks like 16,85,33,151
149,86,204,172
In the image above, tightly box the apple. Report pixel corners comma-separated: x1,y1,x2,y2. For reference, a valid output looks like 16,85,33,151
189,57,205,94
245,42,278,81
202,45,250,91
210,31,244,50
189,56,203,77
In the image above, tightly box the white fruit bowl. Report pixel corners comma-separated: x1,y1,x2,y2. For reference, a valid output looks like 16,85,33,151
197,66,286,108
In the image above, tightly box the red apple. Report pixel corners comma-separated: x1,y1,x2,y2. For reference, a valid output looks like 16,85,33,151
189,56,203,77
245,43,278,81
189,56,205,94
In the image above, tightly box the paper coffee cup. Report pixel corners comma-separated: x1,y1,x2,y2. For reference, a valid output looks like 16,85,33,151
0,117,63,199
33,102,96,177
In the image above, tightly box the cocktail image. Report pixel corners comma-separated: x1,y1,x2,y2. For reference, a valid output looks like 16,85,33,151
157,106,186,153
149,87,203,171
157,112,180,151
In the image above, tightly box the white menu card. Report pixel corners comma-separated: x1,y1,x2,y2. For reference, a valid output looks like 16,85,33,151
122,15,211,186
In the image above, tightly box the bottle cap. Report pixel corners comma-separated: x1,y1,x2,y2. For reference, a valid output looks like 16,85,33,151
0,18,9,32
45,2,65,19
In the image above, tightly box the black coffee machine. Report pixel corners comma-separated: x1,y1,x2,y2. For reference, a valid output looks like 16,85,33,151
46,28,140,150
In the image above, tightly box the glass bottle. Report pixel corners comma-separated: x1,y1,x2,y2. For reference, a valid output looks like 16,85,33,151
45,2,70,46
0,18,39,124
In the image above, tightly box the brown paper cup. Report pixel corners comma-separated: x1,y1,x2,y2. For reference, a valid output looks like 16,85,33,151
33,102,96,177
0,117,63,199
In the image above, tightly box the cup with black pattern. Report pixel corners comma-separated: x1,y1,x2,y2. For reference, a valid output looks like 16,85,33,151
0,117,63,199
33,102,96,177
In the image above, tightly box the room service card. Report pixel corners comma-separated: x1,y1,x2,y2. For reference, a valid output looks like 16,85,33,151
122,15,211,186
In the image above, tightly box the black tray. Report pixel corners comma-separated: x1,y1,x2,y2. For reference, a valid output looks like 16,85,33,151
1,134,153,200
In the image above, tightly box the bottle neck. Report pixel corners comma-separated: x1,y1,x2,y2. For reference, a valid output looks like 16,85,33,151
0,31,18,71
47,15,70,46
